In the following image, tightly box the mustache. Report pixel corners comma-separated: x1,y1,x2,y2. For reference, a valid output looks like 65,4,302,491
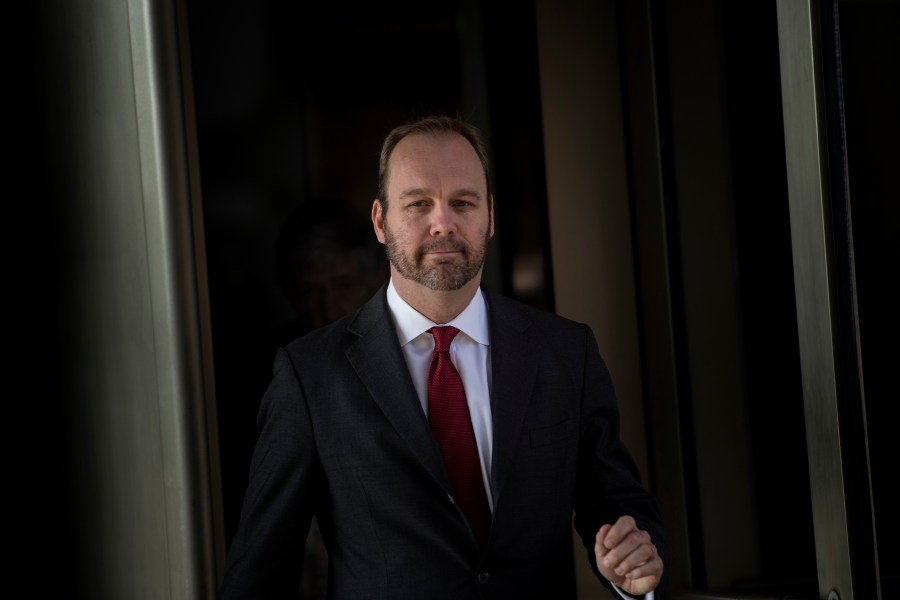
417,238,469,255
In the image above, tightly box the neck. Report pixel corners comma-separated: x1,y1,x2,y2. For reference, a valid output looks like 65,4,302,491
390,270,482,324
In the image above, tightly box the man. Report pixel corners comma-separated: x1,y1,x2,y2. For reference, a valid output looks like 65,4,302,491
219,116,667,599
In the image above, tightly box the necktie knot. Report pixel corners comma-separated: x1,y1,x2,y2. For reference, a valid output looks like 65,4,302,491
430,326,460,353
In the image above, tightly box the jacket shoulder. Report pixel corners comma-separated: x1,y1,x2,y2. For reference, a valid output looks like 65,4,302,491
280,283,390,361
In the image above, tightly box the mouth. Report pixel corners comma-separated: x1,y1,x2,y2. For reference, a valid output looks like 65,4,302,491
422,248,465,262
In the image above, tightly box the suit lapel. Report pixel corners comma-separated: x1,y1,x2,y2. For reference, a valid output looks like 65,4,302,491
344,286,453,493
484,291,540,510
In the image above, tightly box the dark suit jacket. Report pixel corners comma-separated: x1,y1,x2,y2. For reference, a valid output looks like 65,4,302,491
219,285,667,600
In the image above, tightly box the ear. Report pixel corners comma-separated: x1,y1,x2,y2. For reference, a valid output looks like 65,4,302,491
488,194,495,238
372,199,386,244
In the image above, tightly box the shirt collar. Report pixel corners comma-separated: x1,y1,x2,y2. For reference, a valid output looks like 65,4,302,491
386,278,490,347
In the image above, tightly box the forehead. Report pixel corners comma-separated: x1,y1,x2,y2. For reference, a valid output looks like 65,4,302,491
386,133,486,194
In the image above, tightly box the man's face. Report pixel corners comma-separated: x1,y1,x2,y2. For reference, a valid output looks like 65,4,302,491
373,133,493,292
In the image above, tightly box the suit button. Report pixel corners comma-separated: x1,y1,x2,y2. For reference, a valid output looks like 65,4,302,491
477,571,489,584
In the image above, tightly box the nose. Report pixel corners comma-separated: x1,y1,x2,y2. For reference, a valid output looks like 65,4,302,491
429,203,457,237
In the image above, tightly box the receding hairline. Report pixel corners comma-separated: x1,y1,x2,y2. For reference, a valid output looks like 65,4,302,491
381,135,490,211
376,116,491,207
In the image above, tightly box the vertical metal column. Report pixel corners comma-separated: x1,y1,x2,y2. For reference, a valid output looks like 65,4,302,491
44,0,221,597
775,1,854,598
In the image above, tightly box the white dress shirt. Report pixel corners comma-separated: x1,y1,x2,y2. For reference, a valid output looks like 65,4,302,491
385,279,494,510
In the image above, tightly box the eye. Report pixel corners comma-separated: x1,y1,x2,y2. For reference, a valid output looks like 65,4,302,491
405,199,427,209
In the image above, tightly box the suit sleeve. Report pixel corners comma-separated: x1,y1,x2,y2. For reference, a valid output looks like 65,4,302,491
571,325,668,597
218,347,323,600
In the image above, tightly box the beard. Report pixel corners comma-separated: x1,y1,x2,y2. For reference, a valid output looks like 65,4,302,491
384,223,490,292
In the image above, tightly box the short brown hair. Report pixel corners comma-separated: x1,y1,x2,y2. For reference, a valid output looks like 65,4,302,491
377,115,490,208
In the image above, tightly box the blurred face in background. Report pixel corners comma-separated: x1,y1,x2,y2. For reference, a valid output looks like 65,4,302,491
286,249,378,331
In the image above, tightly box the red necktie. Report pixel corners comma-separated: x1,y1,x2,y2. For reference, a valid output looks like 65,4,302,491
427,326,490,546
